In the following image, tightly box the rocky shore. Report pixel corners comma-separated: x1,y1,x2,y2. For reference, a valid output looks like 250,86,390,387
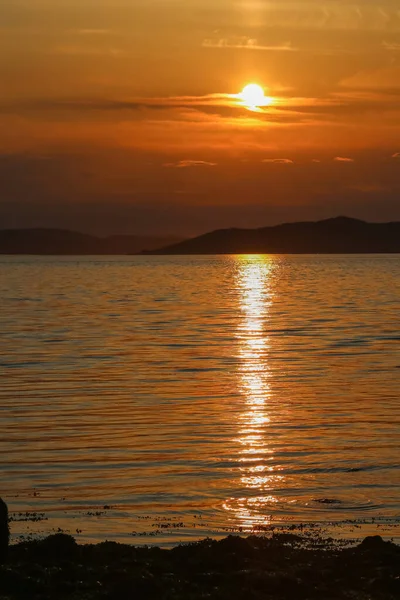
1,533,399,599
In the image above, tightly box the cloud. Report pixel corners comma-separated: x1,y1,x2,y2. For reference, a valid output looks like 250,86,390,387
54,45,124,57
349,184,390,193
4,88,400,128
334,156,355,162
262,158,294,164
216,5,400,33
340,66,400,92
312,159,321,163
383,41,400,51
163,160,217,168
3,84,400,139
392,152,400,159
202,37,297,52
0,94,234,114
71,29,113,36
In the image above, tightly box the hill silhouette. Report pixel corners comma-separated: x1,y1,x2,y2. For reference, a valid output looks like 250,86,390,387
2,218,400,255
147,217,400,254
0,229,183,255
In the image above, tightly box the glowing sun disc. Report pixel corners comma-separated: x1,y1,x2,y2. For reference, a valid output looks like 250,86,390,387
240,84,272,109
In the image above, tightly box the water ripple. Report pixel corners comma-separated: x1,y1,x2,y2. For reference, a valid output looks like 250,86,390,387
1,254,399,544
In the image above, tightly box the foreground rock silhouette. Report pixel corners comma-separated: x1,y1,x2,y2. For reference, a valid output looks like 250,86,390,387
0,498,9,563
1,533,399,599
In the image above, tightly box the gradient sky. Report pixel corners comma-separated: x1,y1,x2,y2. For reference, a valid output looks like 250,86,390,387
1,0,399,235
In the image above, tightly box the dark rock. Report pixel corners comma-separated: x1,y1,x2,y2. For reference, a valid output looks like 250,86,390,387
272,533,303,544
359,535,400,562
360,535,386,549
106,575,162,600
0,498,9,563
36,533,79,561
3,533,400,599
370,574,400,595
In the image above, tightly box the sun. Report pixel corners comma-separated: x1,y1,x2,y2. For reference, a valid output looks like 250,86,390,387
241,84,265,106
239,84,272,110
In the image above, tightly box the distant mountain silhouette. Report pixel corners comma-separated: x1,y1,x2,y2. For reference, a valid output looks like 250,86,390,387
0,229,184,255
147,217,400,254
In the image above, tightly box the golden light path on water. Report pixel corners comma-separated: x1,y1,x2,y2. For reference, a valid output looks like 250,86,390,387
1,255,400,544
223,256,285,530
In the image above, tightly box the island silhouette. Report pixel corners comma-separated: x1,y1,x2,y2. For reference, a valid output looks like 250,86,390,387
1,217,399,255
0,230,183,255
147,216,400,254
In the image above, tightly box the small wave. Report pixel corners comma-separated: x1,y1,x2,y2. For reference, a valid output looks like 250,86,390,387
311,497,383,512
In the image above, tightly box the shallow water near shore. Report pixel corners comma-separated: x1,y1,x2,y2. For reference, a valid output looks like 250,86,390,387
1,254,399,545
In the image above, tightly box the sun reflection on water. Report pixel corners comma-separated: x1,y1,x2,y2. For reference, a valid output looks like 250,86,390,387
223,256,284,531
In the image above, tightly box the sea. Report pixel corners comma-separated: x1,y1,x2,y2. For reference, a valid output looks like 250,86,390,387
1,254,399,546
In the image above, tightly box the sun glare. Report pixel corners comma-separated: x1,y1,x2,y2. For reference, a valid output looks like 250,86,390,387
239,84,273,111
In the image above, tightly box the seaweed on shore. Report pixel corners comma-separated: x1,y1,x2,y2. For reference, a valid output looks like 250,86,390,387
0,533,399,599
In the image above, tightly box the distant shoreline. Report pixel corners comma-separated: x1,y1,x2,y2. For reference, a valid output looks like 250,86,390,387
1,251,400,256
2,217,400,255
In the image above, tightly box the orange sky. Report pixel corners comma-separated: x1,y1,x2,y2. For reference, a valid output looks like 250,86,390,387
0,0,399,234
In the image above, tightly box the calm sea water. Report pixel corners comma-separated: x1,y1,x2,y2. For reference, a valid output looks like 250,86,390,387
1,255,399,545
